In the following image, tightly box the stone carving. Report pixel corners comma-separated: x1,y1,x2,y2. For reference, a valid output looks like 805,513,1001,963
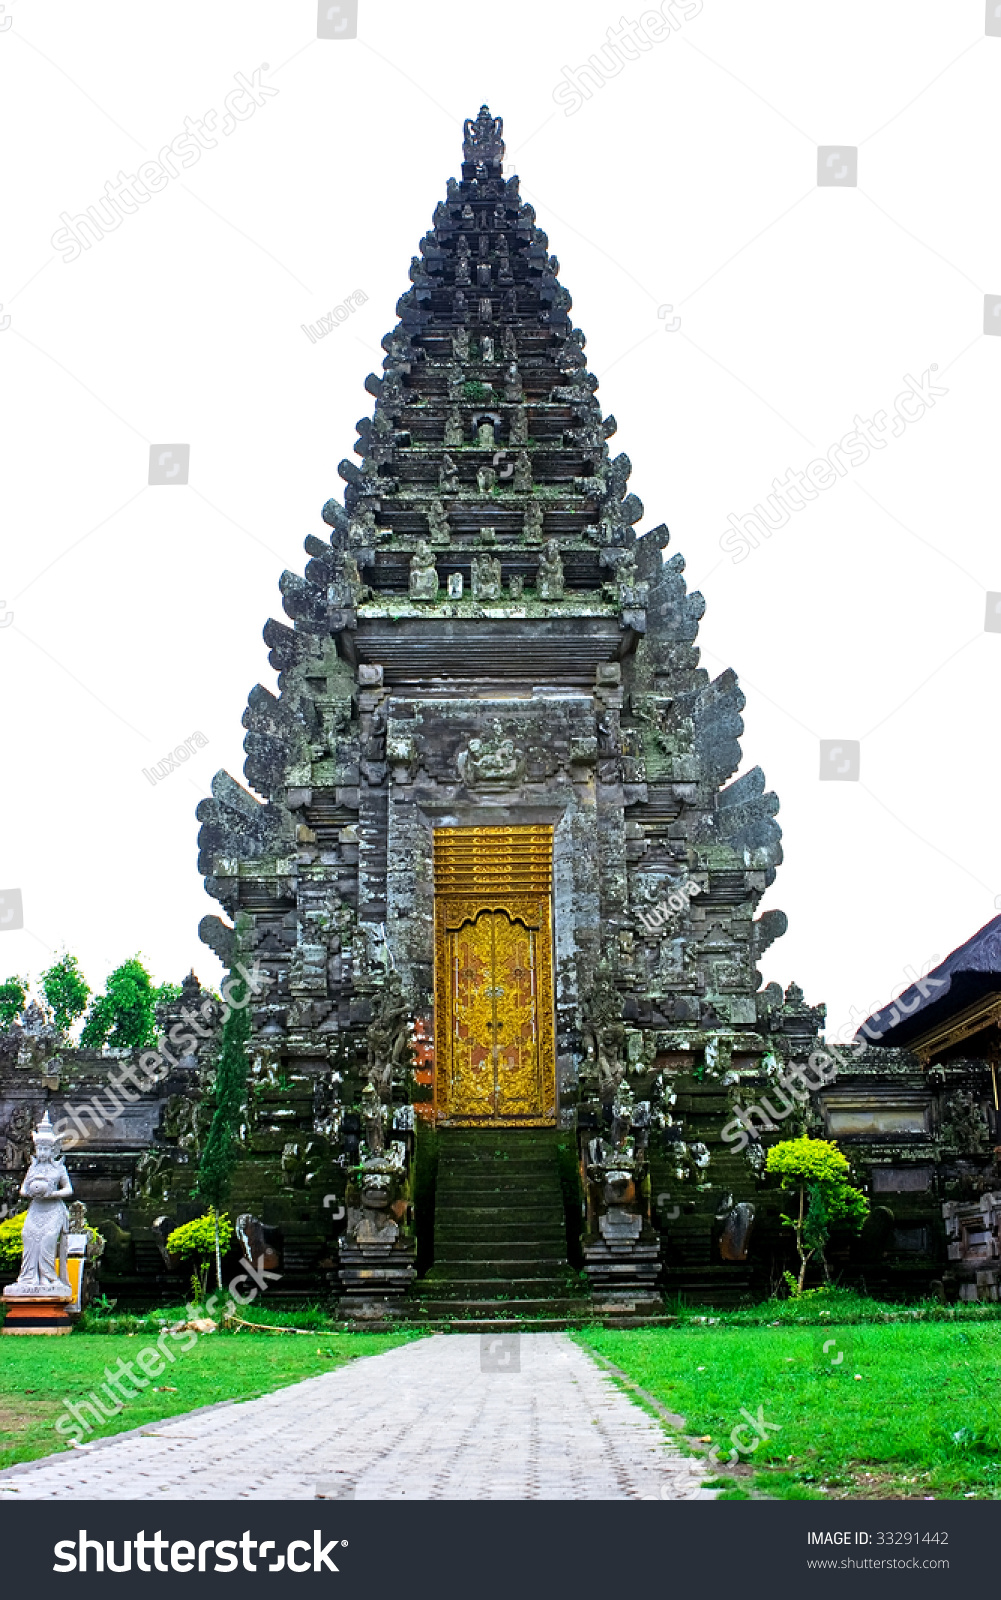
470,553,502,600
720,1201,756,1261
584,1084,661,1304
475,416,498,448
1,1105,33,1173
456,719,526,787
439,453,460,493
463,104,505,165
444,409,464,447
504,362,524,402
446,572,463,598
408,539,439,600
580,956,627,1106
359,1081,387,1156
0,1002,65,1076
427,498,450,546
536,539,565,600
364,972,412,1100
6,1112,73,1298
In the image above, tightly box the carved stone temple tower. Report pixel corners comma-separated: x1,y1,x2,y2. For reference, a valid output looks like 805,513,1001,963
195,106,827,1320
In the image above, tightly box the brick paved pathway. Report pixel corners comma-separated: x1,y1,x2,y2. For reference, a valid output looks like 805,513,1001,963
0,1332,713,1500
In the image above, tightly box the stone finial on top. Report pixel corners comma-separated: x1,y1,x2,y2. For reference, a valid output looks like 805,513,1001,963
463,105,504,165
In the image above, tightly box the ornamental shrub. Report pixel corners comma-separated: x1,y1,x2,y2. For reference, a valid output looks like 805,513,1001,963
166,1211,233,1300
0,1210,26,1270
765,1135,868,1293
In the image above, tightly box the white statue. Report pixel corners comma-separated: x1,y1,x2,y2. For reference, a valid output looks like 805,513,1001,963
7,1111,73,1298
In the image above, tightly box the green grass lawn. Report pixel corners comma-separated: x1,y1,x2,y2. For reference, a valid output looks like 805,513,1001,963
578,1310,1001,1501
0,1321,418,1472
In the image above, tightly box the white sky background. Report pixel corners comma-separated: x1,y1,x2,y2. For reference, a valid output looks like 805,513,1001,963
1,0,999,1041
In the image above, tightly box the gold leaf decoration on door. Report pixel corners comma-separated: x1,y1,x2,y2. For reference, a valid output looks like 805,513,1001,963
433,826,555,1126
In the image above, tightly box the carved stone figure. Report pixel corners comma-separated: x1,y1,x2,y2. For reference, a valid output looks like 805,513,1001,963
471,553,502,600
523,499,543,543
581,956,627,1106
439,453,460,493
720,1202,756,1261
408,539,439,600
427,498,450,546
365,971,412,1099
359,1081,386,1155
463,105,505,165
6,1112,73,1298
456,719,526,787
536,538,565,600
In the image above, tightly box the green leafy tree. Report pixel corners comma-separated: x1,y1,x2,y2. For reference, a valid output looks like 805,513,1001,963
80,956,173,1050
0,977,27,1029
765,1136,868,1293
166,1211,233,1301
195,983,251,1288
41,953,91,1035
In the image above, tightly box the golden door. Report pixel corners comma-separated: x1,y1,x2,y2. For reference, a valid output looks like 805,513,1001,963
433,826,556,1126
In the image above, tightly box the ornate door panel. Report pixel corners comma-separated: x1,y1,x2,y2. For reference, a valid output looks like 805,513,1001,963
433,826,556,1126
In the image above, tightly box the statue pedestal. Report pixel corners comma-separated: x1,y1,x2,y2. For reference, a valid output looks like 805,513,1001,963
583,1216,662,1320
2,1290,74,1335
337,1236,416,1326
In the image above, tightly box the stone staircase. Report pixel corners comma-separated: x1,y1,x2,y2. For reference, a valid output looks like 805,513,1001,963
416,1128,589,1330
